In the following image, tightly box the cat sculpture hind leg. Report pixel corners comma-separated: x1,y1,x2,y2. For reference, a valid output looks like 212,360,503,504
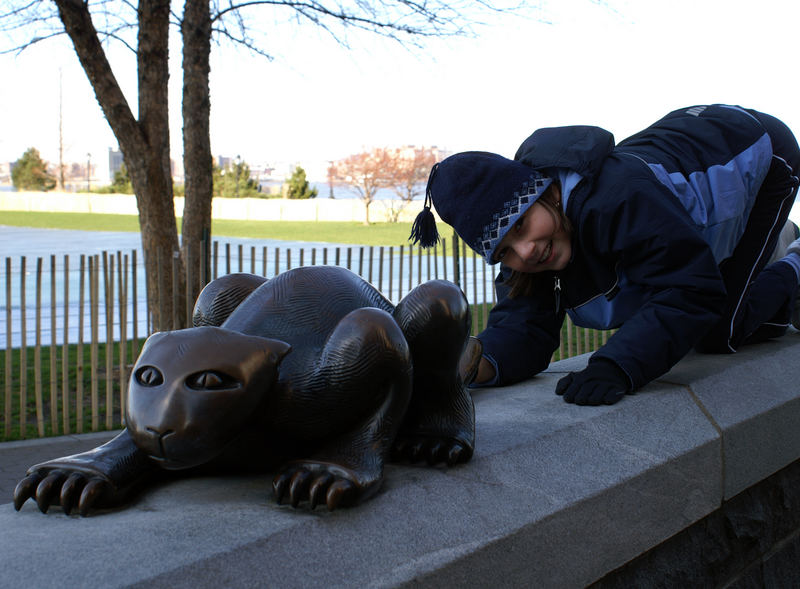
191,272,267,327
392,279,479,465
270,306,413,510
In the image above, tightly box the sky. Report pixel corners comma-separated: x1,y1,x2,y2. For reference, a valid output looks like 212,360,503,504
1,0,799,181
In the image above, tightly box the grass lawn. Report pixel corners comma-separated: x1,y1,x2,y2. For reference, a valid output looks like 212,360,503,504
0,210,443,247
1,338,146,441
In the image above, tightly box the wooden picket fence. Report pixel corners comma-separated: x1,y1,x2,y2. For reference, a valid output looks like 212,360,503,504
0,233,611,441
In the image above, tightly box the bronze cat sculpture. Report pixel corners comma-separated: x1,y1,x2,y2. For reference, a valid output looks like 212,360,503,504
13,266,480,515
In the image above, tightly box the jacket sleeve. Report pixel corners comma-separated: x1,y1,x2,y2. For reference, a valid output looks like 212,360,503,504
585,175,727,389
477,266,566,386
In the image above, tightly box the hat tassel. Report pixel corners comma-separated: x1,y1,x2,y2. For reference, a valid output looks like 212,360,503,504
409,164,440,248
409,192,439,247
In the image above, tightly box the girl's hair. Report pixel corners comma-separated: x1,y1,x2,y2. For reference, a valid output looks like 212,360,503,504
505,182,572,299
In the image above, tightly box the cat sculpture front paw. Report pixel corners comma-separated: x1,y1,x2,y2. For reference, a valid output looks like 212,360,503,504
14,468,114,516
272,462,370,511
12,430,155,516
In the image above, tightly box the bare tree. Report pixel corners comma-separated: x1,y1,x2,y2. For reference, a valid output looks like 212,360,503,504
60,0,179,330
362,146,441,223
330,148,396,225
1,0,524,329
393,147,439,202
181,0,213,308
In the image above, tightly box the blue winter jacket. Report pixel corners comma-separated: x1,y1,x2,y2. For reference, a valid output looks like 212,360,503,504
478,104,776,389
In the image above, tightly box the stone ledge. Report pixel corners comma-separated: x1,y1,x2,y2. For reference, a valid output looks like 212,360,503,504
590,457,800,587
1,335,799,588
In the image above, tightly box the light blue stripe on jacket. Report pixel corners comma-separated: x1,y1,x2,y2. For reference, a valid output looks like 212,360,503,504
643,132,773,262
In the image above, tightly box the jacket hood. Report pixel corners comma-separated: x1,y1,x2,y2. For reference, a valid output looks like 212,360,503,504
514,125,615,178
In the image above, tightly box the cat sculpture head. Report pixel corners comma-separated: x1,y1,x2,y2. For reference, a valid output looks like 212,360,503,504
127,326,291,469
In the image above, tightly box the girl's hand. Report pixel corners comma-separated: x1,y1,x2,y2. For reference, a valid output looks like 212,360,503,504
555,359,630,405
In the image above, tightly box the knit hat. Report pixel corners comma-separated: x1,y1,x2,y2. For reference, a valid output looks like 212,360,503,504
409,151,552,265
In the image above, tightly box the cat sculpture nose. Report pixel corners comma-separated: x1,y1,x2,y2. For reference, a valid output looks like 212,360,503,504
135,427,175,462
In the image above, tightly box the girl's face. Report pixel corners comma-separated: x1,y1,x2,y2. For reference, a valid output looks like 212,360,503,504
492,201,572,273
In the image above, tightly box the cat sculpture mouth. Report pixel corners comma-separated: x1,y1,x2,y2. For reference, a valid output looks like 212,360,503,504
133,428,189,468
129,422,220,469
147,454,185,467
142,444,206,469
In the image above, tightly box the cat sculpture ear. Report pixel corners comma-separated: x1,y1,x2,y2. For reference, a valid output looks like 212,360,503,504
258,337,292,373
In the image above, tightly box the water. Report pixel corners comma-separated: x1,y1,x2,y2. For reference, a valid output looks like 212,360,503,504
265,181,421,201
0,226,494,348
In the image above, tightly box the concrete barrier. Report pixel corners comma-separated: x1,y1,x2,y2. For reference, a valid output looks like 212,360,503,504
0,192,437,224
1,335,799,587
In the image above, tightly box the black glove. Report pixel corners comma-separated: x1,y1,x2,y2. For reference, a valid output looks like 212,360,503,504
555,358,630,406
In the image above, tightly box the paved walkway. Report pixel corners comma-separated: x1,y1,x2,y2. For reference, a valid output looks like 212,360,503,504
0,430,119,502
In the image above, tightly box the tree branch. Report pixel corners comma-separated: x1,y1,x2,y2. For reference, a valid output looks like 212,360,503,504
51,0,143,153
211,0,482,37
203,0,512,58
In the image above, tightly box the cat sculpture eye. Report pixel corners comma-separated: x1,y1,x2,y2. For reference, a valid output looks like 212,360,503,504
136,366,163,387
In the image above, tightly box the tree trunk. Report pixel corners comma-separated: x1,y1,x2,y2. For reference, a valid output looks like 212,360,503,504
54,0,182,332
181,0,213,306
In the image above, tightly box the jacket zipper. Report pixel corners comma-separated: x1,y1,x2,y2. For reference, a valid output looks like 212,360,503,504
555,261,622,314
554,276,561,314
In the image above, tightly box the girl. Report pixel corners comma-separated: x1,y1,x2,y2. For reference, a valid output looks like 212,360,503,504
411,104,800,405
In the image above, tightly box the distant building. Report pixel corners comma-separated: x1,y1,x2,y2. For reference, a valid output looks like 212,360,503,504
430,145,453,161
108,148,125,180
217,155,233,170
107,147,183,186
171,157,184,185
61,159,93,192
0,162,11,185
396,145,452,162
